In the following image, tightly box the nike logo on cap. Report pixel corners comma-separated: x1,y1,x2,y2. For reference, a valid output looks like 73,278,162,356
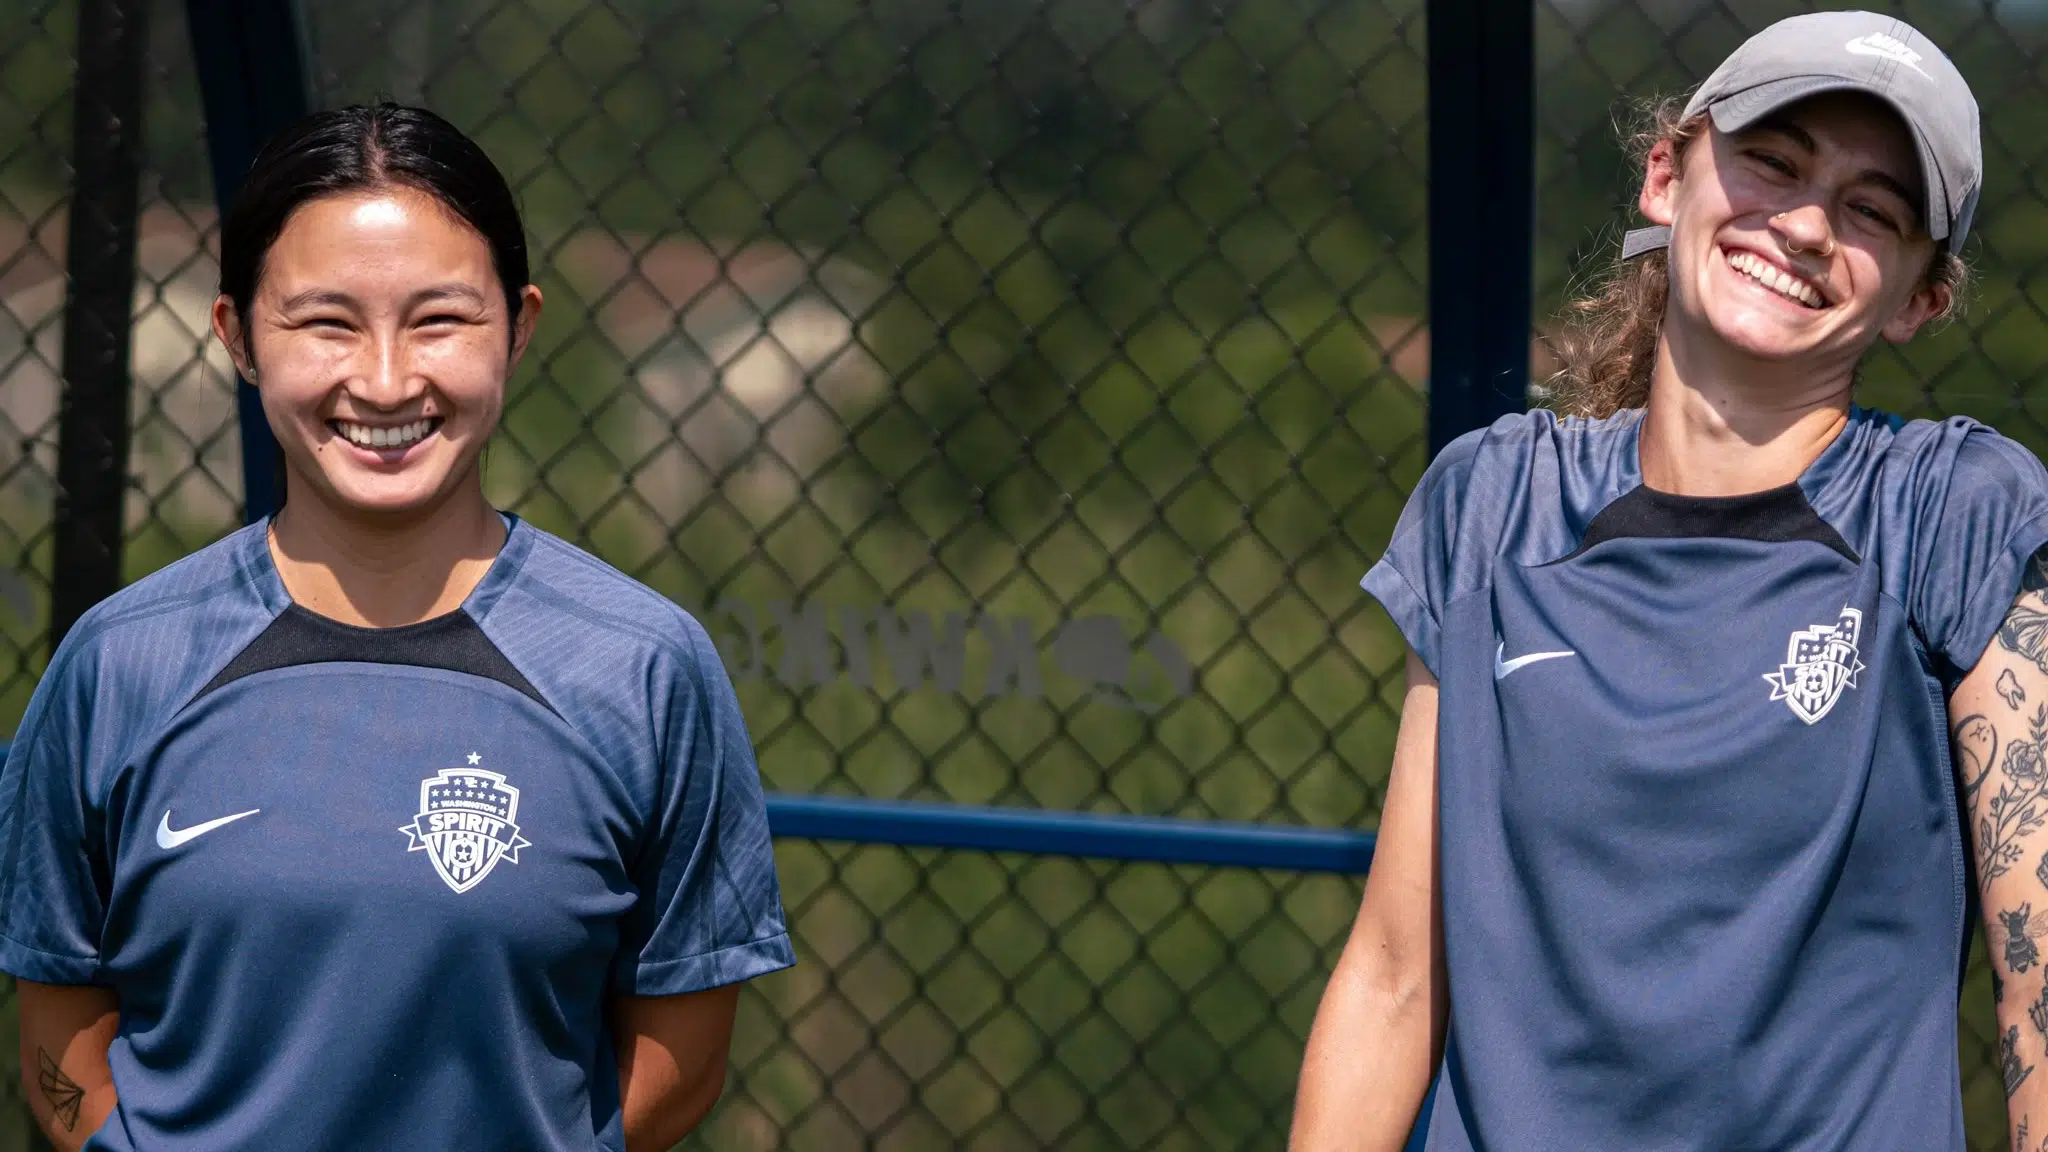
1844,33,1928,77
1495,642,1576,680
156,808,261,850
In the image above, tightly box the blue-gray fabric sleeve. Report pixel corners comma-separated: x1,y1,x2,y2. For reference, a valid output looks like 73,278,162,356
1909,427,2048,676
611,618,795,995
0,674,105,985
1360,430,1488,680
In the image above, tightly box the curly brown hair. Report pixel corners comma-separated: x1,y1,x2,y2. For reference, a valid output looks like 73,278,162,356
1544,96,1969,420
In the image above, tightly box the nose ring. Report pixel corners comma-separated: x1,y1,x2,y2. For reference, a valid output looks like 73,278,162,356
1774,213,1835,258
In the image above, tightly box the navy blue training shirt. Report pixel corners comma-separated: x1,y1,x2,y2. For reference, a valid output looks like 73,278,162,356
0,515,796,1151
1363,407,2048,1151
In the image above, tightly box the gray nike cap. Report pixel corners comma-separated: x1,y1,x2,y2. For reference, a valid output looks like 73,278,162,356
1622,10,1982,258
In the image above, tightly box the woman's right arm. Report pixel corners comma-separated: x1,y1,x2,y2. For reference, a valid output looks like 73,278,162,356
17,980,119,1151
1289,649,1446,1152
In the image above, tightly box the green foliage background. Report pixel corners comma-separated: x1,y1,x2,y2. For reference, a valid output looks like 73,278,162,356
0,0,2043,1146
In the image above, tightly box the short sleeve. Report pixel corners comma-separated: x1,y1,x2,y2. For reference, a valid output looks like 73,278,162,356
1908,427,2048,676
612,620,795,996
1361,430,1487,679
0,683,108,985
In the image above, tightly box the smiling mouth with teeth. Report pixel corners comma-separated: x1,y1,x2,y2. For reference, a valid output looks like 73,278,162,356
332,418,443,451
1725,250,1826,309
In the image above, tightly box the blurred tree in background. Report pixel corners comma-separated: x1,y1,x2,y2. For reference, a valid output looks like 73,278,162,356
0,0,2044,1145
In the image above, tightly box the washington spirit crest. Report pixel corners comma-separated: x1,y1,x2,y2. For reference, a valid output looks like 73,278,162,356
1762,606,1867,725
399,766,532,893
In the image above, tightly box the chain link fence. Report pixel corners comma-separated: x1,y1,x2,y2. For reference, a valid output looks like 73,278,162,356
0,2,233,1143
301,3,1420,1146
3,0,2047,1147
0,4,67,1141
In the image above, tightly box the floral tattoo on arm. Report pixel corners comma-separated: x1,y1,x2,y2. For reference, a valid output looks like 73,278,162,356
1974,705,2048,884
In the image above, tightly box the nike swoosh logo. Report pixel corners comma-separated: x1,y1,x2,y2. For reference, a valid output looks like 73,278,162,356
1843,41,1928,75
156,808,261,850
1495,642,1577,680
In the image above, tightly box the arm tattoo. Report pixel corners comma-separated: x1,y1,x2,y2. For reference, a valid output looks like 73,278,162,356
2006,1024,2036,1098
1975,706,2048,883
2005,668,2030,710
36,1048,82,1131
2033,984,2048,1041
1956,714,1998,806
2000,599,2048,676
1998,904,2048,973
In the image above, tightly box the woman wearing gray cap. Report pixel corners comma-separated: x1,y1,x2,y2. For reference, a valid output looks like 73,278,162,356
1292,11,2048,1151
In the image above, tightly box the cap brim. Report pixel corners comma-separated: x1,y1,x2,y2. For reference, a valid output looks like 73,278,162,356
1706,75,1951,242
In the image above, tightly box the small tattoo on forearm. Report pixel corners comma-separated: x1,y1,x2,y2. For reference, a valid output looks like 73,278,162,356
1999,905,2048,974
2030,985,2048,1040
2006,1025,2035,1098
2005,669,2030,710
36,1048,82,1131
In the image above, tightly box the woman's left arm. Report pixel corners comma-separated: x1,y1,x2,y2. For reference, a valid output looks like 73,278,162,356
612,984,742,1152
1953,545,2048,1150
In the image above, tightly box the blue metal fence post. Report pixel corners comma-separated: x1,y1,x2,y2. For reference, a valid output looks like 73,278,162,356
184,0,314,525
1415,0,1538,1142
1425,0,1536,457
49,0,150,656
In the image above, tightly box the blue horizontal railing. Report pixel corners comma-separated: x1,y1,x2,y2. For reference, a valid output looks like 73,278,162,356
766,792,1377,872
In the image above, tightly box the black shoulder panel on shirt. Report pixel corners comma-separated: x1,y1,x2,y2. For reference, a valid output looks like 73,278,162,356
195,604,554,711
1556,483,1860,565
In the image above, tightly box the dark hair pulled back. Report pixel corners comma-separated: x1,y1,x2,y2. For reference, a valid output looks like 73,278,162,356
218,103,529,347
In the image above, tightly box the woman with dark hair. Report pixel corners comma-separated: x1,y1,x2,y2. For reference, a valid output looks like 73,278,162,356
1292,12,2048,1152
0,103,794,1151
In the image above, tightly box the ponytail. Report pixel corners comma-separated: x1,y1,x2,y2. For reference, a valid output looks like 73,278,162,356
1546,97,1698,419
